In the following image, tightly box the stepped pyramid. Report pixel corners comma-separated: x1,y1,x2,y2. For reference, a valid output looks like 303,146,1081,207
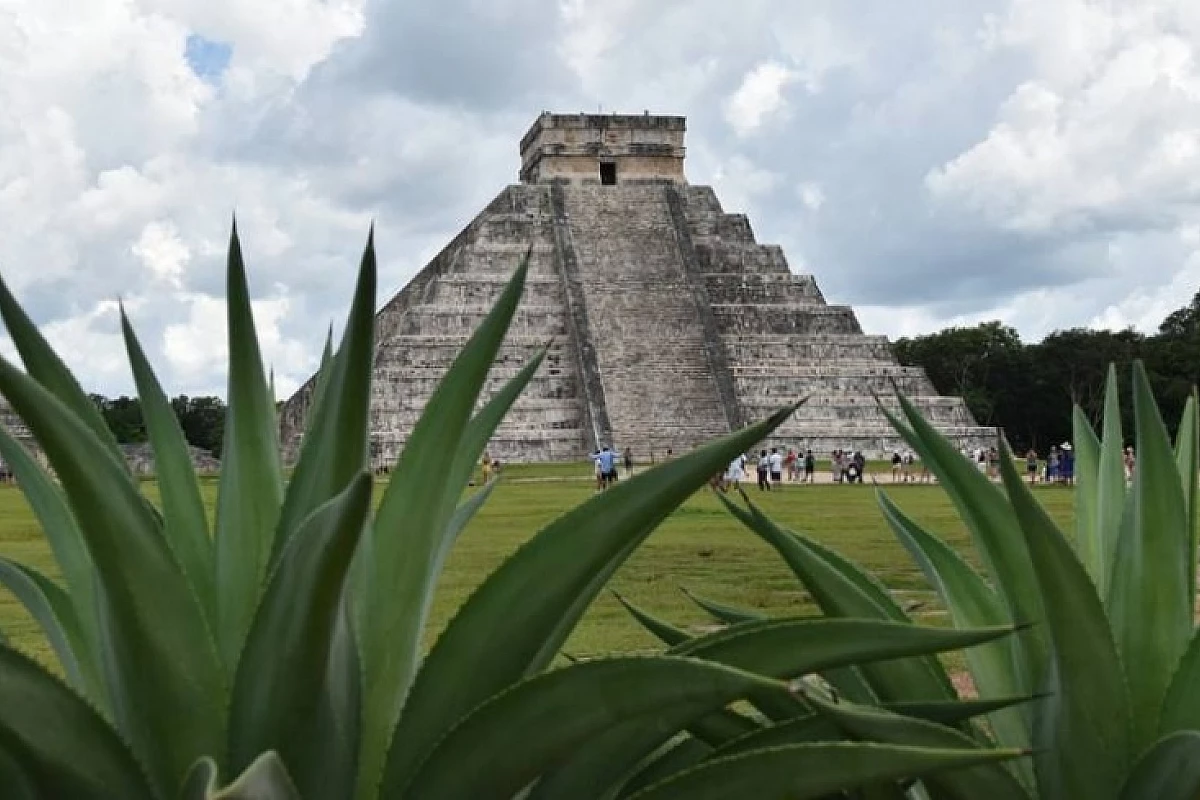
279,112,995,465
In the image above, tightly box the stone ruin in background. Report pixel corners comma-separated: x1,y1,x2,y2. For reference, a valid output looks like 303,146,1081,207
279,111,997,466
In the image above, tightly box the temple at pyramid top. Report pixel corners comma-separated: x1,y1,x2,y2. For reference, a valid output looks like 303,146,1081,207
279,111,996,465
519,112,687,185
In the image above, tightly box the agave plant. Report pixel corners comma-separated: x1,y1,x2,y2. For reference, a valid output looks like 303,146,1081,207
624,363,1200,799
0,225,1030,799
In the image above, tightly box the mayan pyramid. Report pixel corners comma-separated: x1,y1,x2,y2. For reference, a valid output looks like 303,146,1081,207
279,112,995,465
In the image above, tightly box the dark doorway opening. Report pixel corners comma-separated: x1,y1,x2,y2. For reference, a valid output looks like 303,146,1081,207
599,162,617,185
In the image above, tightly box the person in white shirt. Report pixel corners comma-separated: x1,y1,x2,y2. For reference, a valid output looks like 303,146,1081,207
757,449,772,491
726,453,746,488
768,447,783,486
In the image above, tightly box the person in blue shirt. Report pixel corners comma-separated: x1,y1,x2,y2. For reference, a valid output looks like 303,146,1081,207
591,445,620,489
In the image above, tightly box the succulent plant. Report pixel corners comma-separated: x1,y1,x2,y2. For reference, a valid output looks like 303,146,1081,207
627,363,1200,799
0,225,1033,799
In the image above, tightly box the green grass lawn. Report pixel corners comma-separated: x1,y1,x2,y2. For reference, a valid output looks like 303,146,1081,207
0,467,1075,669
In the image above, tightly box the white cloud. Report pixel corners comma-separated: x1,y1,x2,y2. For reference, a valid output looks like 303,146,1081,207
132,220,190,286
724,61,797,137
797,181,825,211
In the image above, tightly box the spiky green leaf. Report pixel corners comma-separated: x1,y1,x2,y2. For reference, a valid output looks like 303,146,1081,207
1118,731,1200,800
355,254,531,798
379,405,798,794
878,491,1031,771
400,656,790,800
121,308,215,622
272,234,375,562
1107,361,1191,750
228,473,371,799
998,440,1131,800
1174,391,1198,600
0,356,225,794
0,646,154,799
680,586,765,625
0,558,87,693
802,688,1030,800
614,591,692,646
624,742,1025,800
214,222,285,669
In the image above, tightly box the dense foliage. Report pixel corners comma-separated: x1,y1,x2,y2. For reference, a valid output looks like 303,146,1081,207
625,362,1200,799
0,227,1023,799
88,393,226,456
893,290,1200,450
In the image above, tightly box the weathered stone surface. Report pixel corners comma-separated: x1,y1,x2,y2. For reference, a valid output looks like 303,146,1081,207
279,113,997,463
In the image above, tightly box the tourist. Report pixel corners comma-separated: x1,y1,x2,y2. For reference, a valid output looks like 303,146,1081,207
590,445,620,489
891,451,902,482
804,449,815,483
757,449,772,491
901,450,914,482
481,451,492,484
1060,442,1074,486
725,452,746,490
623,446,633,477
1124,446,1136,484
769,447,783,486
1025,448,1038,485
784,448,798,482
831,450,842,483
1048,446,1060,483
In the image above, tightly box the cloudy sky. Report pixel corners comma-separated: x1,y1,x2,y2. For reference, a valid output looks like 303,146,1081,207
2,0,1199,398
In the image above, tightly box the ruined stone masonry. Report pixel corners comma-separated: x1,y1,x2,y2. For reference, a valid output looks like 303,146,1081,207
279,112,996,464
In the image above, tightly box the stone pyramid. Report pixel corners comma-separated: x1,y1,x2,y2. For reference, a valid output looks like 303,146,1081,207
279,112,995,465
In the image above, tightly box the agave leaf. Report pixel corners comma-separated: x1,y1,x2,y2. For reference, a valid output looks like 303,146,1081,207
305,325,336,425
884,695,1035,726
528,615,1003,800
121,308,215,622
680,586,765,624
1097,366,1129,599
720,493,954,703
271,234,375,563
624,741,1025,800
1174,390,1198,600
0,557,88,693
878,491,1031,773
0,406,105,703
181,753,302,800
617,737,713,799
998,440,1131,800
0,645,154,799
214,223,285,670
0,745,36,800
801,688,1031,800
1107,361,1191,750
705,714,844,760
671,615,1013,725
1073,406,1103,581
379,403,799,794
355,254,531,799
885,395,1048,687
685,709,763,747
400,656,791,800
0,275,128,469
1118,731,1200,800
613,591,692,646
0,356,225,794
1159,626,1200,735
228,473,371,800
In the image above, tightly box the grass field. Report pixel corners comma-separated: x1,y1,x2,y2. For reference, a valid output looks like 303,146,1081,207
0,464,1075,669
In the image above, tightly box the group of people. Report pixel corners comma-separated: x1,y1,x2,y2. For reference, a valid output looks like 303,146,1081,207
590,445,634,490
718,447,818,491
1021,443,1080,485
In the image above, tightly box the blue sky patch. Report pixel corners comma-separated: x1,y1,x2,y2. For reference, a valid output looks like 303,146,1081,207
185,34,232,81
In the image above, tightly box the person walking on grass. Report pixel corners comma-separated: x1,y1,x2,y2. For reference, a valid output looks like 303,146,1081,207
804,449,815,483
1026,448,1038,485
757,449,772,491
725,452,746,490
769,447,783,488
891,451,902,482
623,446,633,477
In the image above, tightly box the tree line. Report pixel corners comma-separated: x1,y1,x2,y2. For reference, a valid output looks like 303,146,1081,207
89,394,227,457
893,290,1200,453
